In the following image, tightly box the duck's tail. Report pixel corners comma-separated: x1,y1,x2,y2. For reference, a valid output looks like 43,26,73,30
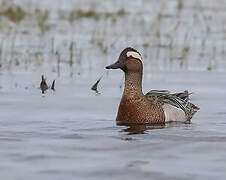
51,80,55,91
173,90,200,120
184,101,200,121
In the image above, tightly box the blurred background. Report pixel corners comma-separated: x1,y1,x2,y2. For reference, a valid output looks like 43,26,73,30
1,0,226,75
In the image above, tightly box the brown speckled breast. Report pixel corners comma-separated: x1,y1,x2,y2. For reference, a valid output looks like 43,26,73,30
116,93,165,125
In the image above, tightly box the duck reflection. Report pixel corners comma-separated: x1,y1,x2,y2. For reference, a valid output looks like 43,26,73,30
120,124,166,135
120,122,191,135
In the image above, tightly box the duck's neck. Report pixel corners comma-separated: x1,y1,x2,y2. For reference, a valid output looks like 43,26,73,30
123,71,143,95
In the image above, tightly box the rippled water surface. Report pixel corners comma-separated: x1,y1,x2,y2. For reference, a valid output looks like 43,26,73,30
1,0,226,178
0,70,226,180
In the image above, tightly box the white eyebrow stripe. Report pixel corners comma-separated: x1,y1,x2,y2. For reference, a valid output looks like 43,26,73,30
126,51,142,61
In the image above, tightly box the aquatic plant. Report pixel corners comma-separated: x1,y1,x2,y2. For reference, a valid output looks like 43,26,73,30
77,48,83,66
35,9,50,34
181,45,190,59
143,43,149,49
69,42,74,77
76,9,99,20
207,65,212,71
69,42,74,67
68,9,99,23
177,0,183,10
117,8,126,16
96,40,107,54
0,47,1,62
68,11,76,23
178,44,190,67
58,10,67,20
66,8,126,23
56,51,61,77
0,6,26,23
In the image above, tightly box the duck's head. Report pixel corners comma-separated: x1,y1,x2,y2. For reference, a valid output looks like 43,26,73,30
41,75,45,81
106,47,143,73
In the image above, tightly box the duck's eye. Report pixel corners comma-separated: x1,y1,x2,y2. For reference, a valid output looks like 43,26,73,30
126,51,142,61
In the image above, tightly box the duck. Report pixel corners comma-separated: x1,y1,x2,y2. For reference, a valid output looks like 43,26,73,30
40,75,48,94
40,75,49,94
40,75,56,94
106,47,199,125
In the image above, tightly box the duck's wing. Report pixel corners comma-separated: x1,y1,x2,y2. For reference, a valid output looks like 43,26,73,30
172,90,193,100
145,90,199,121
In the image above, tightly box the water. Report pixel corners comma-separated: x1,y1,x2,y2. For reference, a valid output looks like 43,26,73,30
1,0,226,179
0,70,226,180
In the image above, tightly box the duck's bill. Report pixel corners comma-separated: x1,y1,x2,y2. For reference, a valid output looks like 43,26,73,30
105,61,122,69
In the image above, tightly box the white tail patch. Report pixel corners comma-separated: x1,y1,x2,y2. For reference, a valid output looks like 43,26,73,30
126,51,142,60
163,104,186,122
